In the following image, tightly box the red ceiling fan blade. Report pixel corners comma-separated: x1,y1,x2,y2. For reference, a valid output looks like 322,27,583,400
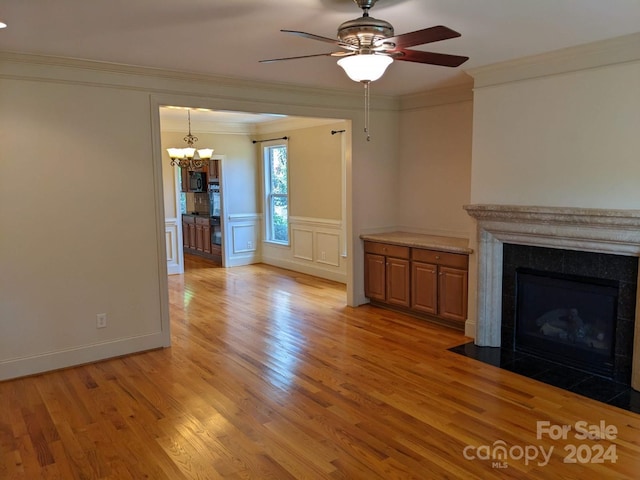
378,25,461,50
394,49,469,67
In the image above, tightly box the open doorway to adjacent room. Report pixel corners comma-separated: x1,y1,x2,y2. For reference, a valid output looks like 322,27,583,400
158,106,350,287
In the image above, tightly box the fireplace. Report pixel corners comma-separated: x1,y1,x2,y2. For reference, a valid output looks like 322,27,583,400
464,204,640,391
515,266,621,378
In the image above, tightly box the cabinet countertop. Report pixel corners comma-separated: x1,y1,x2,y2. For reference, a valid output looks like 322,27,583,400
360,232,473,255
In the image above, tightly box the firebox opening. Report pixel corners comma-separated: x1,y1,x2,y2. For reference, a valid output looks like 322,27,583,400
515,267,618,378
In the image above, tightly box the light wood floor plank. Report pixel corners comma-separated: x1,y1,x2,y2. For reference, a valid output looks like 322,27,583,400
1,255,639,478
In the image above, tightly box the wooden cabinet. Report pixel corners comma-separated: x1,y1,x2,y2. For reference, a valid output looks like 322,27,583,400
208,159,220,182
180,165,209,193
364,252,385,301
364,242,410,308
182,215,195,248
386,257,410,307
196,217,211,254
364,239,469,329
411,249,468,324
438,265,468,322
182,215,217,261
411,261,438,315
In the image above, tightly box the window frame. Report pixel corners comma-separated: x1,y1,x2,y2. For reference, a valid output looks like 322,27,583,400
262,141,290,246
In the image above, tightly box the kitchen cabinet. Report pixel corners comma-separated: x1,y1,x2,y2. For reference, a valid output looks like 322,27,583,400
364,252,385,301
180,164,209,193
411,249,468,324
208,159,220,182
195,217,211,253
195,216,211,254
182,215,195,249
364,242,410,308
182,214,219,263
363,236,470,330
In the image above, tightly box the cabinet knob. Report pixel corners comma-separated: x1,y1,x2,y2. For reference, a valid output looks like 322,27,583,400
435,255,440,260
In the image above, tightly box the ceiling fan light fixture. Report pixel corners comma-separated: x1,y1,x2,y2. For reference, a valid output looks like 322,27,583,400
337,54,393,82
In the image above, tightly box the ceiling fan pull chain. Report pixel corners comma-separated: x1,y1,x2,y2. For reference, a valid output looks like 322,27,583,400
364,80,371,142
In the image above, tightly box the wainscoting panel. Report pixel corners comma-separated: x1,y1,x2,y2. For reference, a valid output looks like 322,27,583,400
262,216,346,283
292,228,314,261
226,213,260,267
165,218,182,275
315,231,341,267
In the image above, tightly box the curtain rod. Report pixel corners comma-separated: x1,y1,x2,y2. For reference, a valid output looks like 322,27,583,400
252,136,288,144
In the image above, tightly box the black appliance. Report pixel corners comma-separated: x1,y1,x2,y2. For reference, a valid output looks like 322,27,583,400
189,172,207,192
210,216,222,246
209,182,221,216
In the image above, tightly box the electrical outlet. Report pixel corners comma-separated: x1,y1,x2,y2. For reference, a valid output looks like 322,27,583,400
96,313,107,329
321,251,326,260
247,241,253,249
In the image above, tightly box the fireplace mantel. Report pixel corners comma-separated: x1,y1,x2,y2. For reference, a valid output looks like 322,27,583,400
464,204,640,390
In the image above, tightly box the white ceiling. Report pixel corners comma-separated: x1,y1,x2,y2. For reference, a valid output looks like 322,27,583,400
2,0,640,97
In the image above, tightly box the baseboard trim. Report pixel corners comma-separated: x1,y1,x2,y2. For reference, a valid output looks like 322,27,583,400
262,256,347,284
0,332,168,381
465,319,476,339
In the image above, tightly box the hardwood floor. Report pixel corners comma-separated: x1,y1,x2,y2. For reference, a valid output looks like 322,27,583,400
2,254,640,479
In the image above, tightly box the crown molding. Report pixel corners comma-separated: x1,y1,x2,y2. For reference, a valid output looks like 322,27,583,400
399,81,474,110
468,31,640,89
0,51,400,112
255,117,343,135
160,114,343,136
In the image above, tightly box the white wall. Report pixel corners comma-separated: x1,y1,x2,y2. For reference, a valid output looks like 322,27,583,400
0,75,168,379
397,88,473,238
470,33,640,209
257,120,349,282
465,33,640,338
471,61,640,208
0,52,399,379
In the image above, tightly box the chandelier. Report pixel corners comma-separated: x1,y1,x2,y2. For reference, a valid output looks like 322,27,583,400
166,110,214,170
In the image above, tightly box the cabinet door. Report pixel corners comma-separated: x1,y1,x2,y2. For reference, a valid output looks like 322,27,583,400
188,223,197,249
182,221,190,248
179,167,189,192
364,253,386,301
411,261,438,315
195,223,204,251
208,159,219,181
386,257,410,308
438,266,468,323
203,224,211,254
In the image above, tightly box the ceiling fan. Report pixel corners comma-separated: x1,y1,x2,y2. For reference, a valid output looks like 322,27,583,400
260,0,469,83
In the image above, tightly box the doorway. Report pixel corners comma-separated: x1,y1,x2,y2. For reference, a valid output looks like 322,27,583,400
158,105,350,283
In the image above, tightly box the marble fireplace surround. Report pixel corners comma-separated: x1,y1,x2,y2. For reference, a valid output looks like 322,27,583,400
464,204,640,391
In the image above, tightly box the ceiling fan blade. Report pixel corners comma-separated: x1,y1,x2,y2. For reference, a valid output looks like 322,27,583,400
394,49,469,67
259,52,350,63
377,25,461,49
281,30,357,51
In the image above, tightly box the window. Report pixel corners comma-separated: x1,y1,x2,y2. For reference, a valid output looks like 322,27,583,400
263,143,289,244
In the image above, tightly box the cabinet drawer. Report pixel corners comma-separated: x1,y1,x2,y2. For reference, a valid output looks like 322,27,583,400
182,215,195,224
195,216,209,225
411,248,468,269
364,241,410,259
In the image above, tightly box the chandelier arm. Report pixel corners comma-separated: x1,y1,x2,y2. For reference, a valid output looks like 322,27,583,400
166,109,214,171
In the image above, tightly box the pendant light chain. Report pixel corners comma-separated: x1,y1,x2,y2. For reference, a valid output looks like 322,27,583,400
364,81,371,142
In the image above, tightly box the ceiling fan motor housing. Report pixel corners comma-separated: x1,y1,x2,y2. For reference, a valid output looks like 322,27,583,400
338,16,394,49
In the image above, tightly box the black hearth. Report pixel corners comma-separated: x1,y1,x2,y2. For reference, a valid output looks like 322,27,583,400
515,268,617,378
